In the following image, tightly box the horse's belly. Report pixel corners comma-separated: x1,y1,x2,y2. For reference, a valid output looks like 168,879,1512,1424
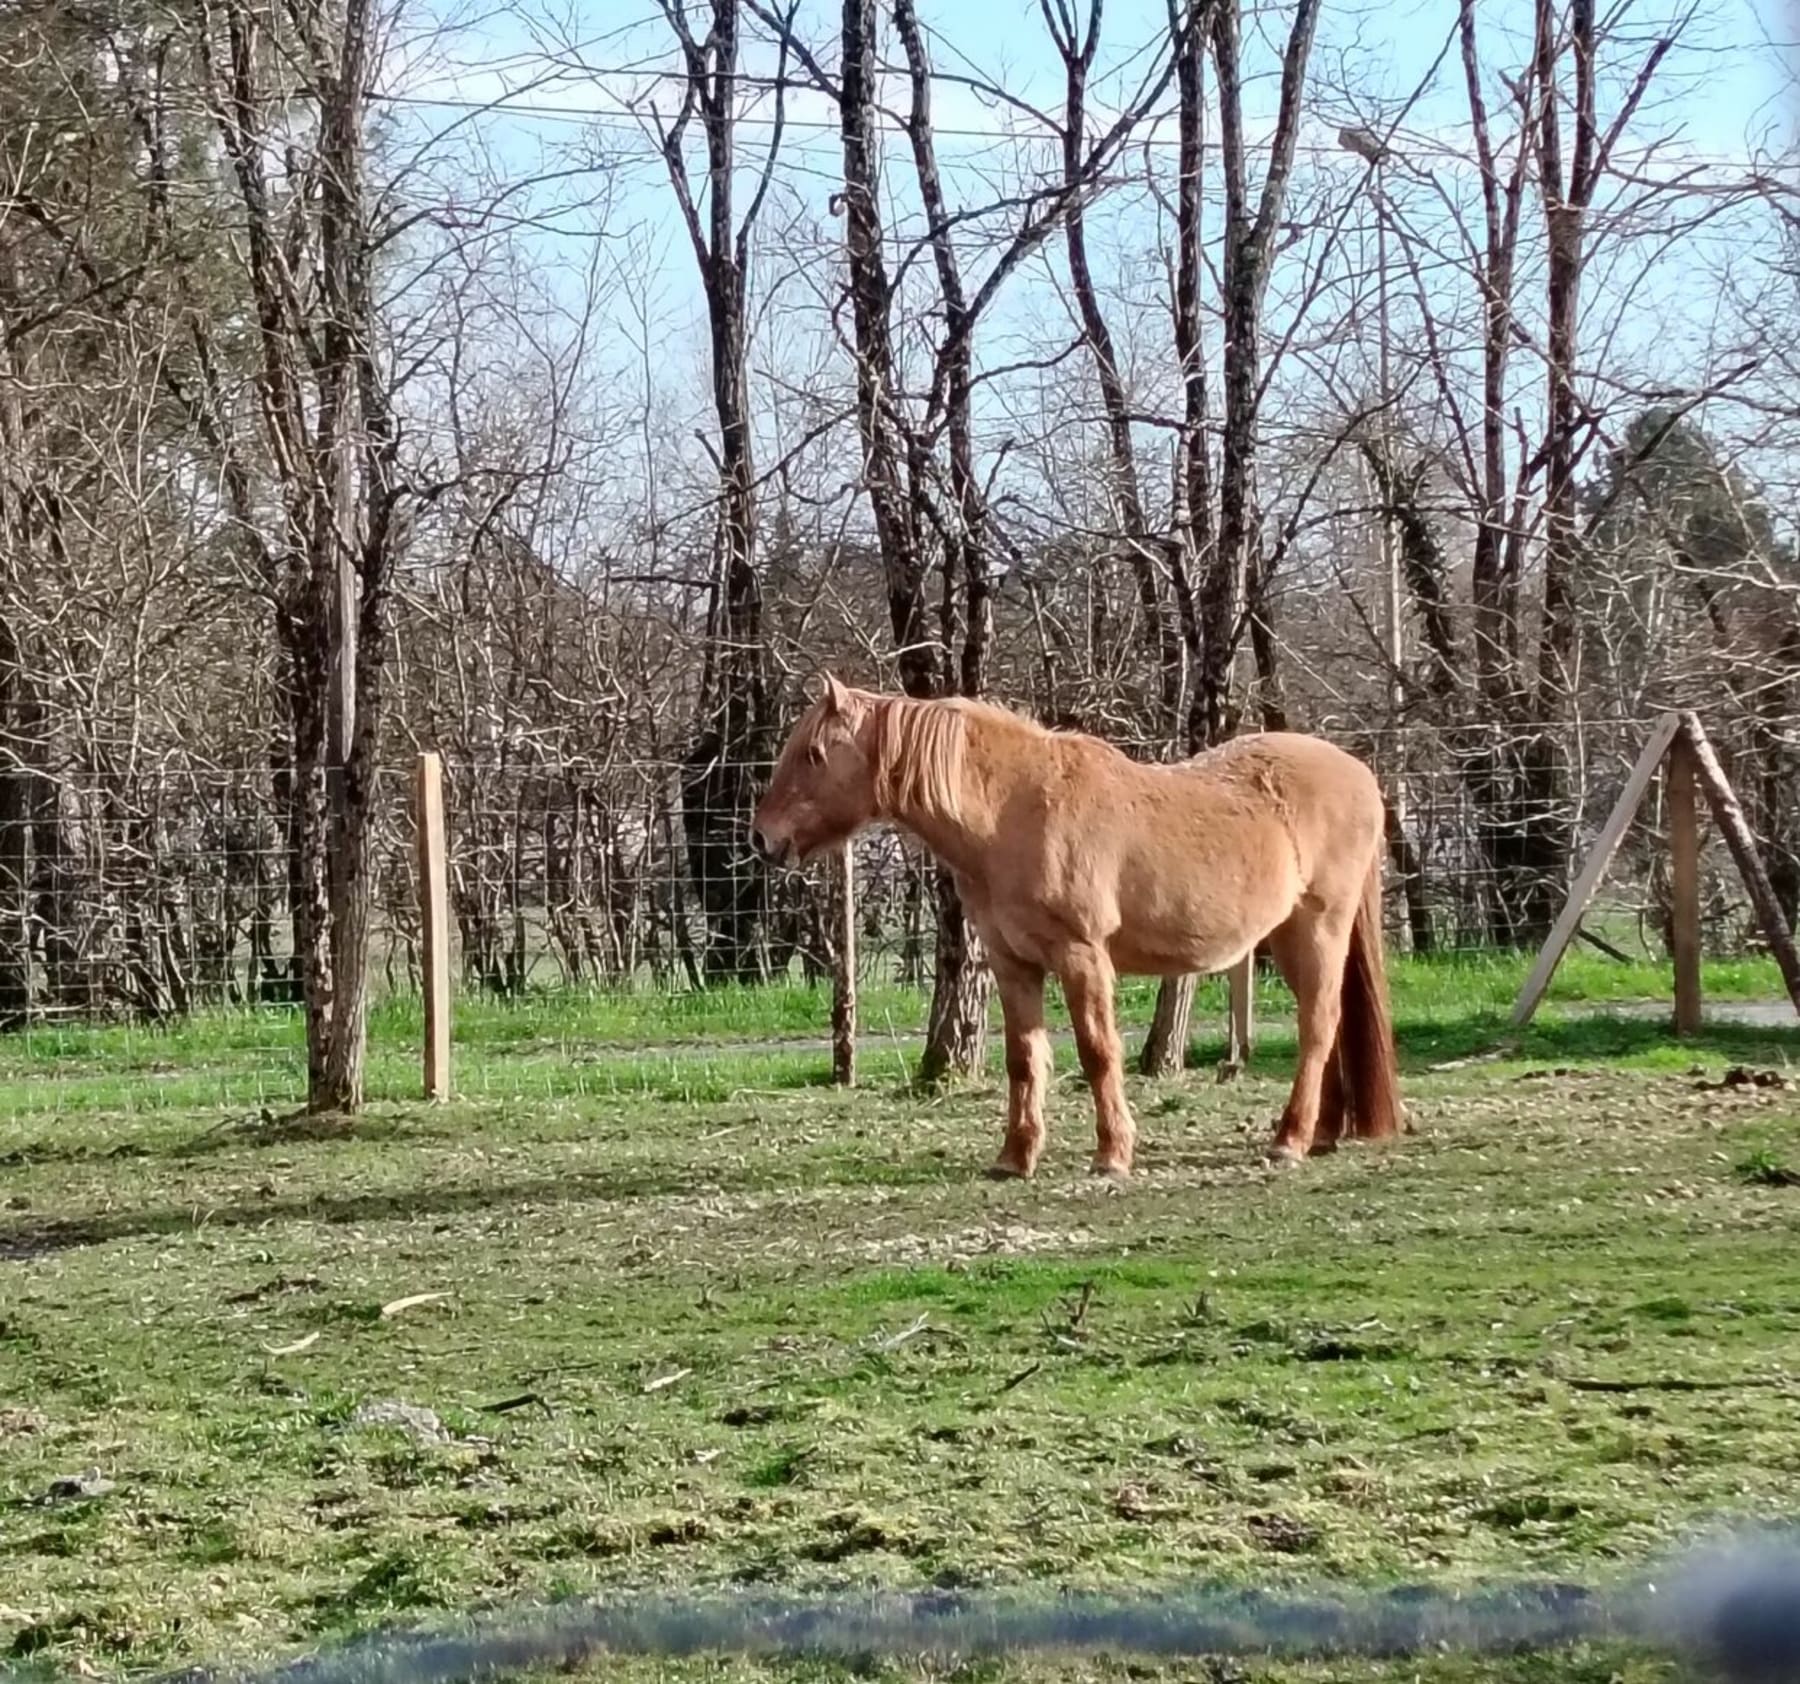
1108,924,1259,979
1107,863,1293,977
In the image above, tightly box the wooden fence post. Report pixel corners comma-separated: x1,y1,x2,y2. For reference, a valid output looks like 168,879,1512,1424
1679,712,1800,1019
1227,954,1254,1067
416,752,451,1100
832,842,856,1086
1668,731,1702,1036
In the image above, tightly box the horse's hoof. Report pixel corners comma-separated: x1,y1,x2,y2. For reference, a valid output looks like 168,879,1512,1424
1265,1142,1305,1167
985,1159,1032,1182
1089,1157,1132,1181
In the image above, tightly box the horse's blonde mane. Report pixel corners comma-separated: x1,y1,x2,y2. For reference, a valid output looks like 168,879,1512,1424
869,698,964,827
869,694,1047,827
784,689,1051,828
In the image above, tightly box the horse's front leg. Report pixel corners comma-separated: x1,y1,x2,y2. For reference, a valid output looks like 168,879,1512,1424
1058,945,1135,1179
988,954,1050,1179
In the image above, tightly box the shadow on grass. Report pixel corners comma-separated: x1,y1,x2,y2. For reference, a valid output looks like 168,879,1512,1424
173,1108,472,1157
8,1008,1797,1261
0,1050,847,1126
1185,1011,1800,1077
0,1139,971,1259
0,1107,461,1170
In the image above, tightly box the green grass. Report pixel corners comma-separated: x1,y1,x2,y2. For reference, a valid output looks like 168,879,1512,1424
3,961,1800,1684
0,947,1790,1120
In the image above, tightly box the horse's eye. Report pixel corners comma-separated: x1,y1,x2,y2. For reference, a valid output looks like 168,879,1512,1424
806,743,827,766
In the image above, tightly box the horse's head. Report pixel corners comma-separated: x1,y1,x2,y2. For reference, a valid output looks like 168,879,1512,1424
751,674,879,865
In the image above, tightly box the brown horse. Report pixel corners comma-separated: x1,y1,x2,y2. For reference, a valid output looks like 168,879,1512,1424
751,678,1401,1177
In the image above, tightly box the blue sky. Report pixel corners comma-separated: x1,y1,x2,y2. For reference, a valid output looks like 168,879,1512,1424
392,0,1795,192
380,0,1800,539
893,0,1789,150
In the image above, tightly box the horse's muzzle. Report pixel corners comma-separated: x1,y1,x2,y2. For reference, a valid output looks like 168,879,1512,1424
749,825,788,865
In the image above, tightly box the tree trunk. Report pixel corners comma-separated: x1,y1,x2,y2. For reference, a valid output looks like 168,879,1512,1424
918,871,988,1085
1141,0,1215,1077
1143,0,1317,1075
318,612,387,1108
1754,629,1800,925
1194,0,1317,743
0,636,30,1029
1141,972,1198,1076
286,641,336,1103
657,0,776,985
1051,0,1181,743
1385,803,1434,955
836,0,937,703
883,0,995,1079
1458,0,1531,699
683,732,767,985
1452,0,1554,944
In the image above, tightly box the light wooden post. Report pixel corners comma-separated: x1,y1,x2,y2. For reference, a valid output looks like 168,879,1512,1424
1679,713,1800,1019
831,842,856,1086
1227,954,1254,1066
416,752,451,1100
1668,731,1702,1036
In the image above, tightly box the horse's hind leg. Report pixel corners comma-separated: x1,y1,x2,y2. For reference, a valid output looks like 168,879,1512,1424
1059,945,1135,1178
1264,908,1355,1163
989,955,1051,1180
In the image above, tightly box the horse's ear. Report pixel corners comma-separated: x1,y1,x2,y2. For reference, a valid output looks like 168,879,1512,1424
821,673,852,715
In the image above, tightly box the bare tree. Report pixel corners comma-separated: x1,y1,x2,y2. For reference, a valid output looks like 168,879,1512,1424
1198,0,1319,740
151,0,417,1108
1045,0,1185,745
758,0,1180,1079
1372,0,1697,943
1142,0,1321,1075
8,0,1800,1071
649,0,790,982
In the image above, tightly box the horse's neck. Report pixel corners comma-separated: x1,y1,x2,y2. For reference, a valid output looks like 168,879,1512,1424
882,704,1012,880
893,800,985,882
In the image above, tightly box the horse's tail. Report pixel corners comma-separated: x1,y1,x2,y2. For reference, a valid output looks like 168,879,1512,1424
1337,858,1402,1140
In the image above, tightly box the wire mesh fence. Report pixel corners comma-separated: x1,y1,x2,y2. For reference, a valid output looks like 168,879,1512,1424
0,711,1796,1118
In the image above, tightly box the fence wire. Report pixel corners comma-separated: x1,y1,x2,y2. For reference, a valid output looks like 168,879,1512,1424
4,717,1796,1008
0,713,1797,1116
135,1532,1800,1684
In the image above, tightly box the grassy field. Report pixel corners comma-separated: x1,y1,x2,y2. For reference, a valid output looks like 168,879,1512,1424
3,951,1800,1684
1,947,1794,1118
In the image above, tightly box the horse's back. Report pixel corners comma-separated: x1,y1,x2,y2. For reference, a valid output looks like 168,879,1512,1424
1039,729,1381,867
1180,731,1380,816
1161,731,1385,889
1183,729,1375,782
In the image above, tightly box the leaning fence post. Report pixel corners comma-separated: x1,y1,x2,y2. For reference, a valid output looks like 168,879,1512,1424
832,842,856,1086
416,751,451,1099
1511,710,1685,1028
